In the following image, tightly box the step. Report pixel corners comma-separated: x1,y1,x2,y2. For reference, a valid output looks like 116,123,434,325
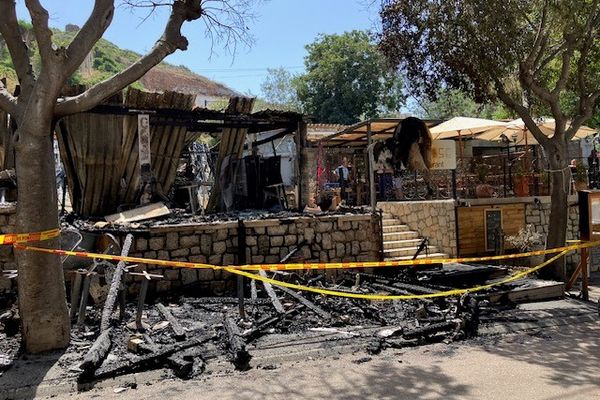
384,245,442,258
383,238,424,250
382,224,411,233
382,218,403,226
385,253,449,261
382,231,420,241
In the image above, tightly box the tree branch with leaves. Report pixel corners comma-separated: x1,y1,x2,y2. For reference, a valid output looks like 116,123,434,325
379,0,600,279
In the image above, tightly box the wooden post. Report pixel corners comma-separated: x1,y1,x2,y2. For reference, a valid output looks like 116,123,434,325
129,270,163,331
366,122,376,212
296,120,308,210
76,273,93,325
69,270,86,321
136,277,149,331
582,248,589,301
237,219,246,319
138,114,153,204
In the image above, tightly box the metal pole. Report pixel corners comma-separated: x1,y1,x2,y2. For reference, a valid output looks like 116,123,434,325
452,169,457,199
368,142,377,212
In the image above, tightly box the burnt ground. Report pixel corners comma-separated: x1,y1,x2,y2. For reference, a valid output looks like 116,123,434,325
0,265,598,399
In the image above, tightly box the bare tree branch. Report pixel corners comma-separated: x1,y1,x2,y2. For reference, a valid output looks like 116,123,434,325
0,1,34,87
56,0,202,116
494,78,550,147
524,1,549,67
24,0,54,65
552,35,576,95
64,0,115,77
568,89,600,140
0,80,17,116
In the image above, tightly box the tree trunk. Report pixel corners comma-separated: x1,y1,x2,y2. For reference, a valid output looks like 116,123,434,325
541,140,569,281
14,107,70,353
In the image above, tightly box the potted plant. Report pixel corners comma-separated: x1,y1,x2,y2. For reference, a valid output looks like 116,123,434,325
538,171,550,196
574,163,589,191
513,163,530,197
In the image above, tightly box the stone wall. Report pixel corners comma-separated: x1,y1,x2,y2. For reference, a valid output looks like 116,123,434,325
379,200,458,256
524,197,583,270
109,214,381,296
0,204,16,292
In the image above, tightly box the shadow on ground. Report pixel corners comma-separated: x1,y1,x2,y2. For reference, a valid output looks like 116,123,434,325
479,301,600,390
156,361,472,400
0,349,67,399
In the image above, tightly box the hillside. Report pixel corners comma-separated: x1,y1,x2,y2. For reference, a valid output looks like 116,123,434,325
0,23,238,102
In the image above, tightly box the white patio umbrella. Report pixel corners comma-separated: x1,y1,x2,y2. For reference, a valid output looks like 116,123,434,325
476,118,596,145
430,117,508,158
430,117,508,139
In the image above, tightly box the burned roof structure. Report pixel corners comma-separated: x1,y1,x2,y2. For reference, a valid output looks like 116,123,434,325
55,88,305,217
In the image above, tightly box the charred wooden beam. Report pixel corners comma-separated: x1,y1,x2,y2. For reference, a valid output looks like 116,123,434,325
79,328,112,377
242,305,305,341
402,321,457,340
100,234,133,332
156,303,186,341
224,317,251,371
258,270,285,314
369,282,411,295
166,347,205,380
89,334,214,382
275,286,331,320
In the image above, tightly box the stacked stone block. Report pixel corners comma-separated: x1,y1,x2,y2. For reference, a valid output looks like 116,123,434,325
117,214,381,296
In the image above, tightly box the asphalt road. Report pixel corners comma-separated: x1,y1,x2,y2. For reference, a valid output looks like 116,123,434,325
43,320,600,400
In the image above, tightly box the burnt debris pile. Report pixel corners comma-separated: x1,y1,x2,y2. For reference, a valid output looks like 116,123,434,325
0,259,564,383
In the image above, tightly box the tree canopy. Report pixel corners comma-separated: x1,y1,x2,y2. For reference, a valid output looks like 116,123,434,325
413,88,513,120
295,30,404,124
378,0,600,279
260,67,301,112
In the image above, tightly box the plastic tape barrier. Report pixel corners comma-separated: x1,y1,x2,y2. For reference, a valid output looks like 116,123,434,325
12,238,600,272
0,228,60,245
221,250,571,300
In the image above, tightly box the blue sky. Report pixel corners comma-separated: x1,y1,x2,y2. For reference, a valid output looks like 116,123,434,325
16,0,380,95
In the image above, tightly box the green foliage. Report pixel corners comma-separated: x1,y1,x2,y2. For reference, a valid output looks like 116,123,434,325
379,0,600,127
295,30,404,124
0,24,201,92
414,88,513,120
260,67,301,112
575,162,588,182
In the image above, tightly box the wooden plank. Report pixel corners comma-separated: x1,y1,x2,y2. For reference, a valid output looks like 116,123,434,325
105,202,170,223
484,279,564,304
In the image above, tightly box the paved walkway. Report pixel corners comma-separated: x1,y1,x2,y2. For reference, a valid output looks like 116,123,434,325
39,320,600,400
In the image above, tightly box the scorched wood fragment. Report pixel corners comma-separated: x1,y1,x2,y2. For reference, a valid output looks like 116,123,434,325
78,328,112,377
224,316,251,370
156,303,186,341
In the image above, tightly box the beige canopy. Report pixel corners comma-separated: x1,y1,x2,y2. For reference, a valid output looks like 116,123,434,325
476,118,596,145
429,117,508,140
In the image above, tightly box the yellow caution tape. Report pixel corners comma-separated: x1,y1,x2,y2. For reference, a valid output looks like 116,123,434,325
221,250,570,300
0,228,60,245
13,239,600,272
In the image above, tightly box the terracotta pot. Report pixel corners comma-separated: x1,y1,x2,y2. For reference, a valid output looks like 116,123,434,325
575,181,588,191
513,176,529,197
